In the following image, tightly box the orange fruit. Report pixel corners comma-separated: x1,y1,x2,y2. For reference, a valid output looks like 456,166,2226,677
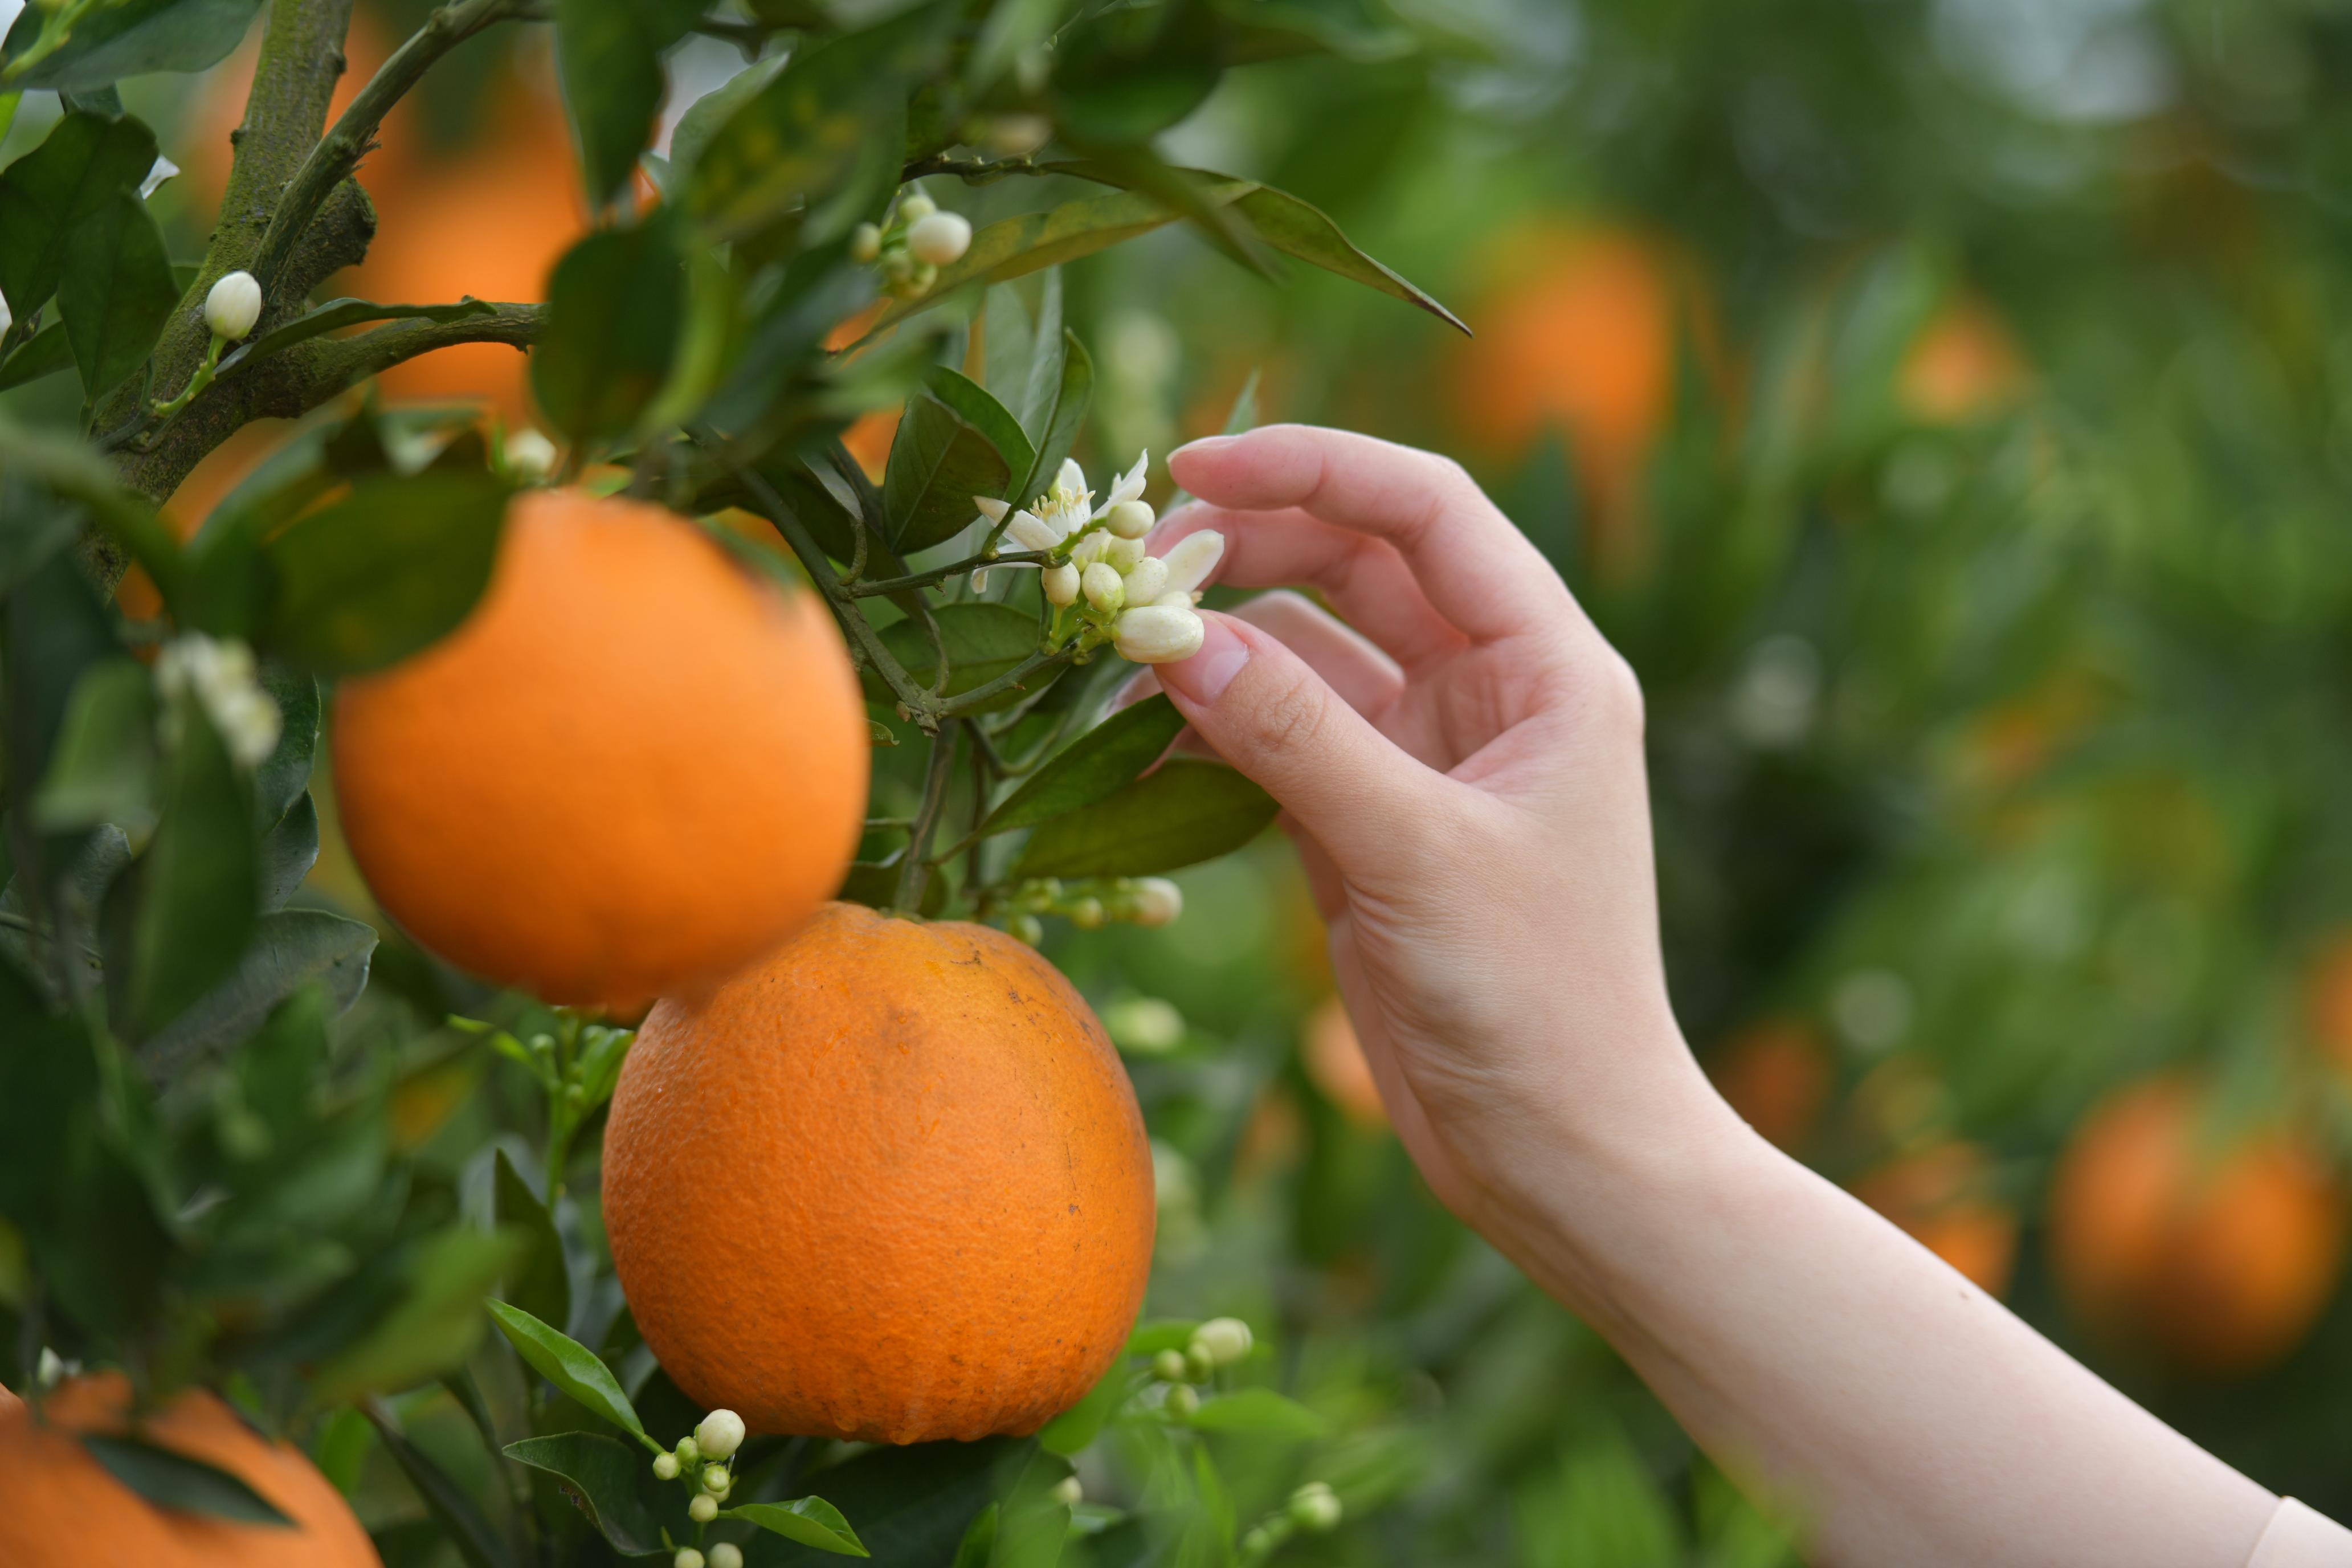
1706,1020,1832,1151
332,488,867,1009
1302,994,1387,1129
2047,1076,2349,1375
1897,299,2027,423
602,903,1156,1442
0,1373,378,1566
179,5,411,217
1854,1141,2019,1297
2306,930,2352,1071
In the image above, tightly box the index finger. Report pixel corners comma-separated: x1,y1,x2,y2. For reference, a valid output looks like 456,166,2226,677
1167,424,1574,644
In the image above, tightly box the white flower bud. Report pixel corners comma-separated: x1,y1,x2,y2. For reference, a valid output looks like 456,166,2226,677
1104,534,1146,573
695,1410,744,1460
505,428,557,480
1068,530,1109,569
675,1437,700,1465
1130,877,1183,928
1155,590,1199,609
1289,1481,1342,1532
1121,556,1170,605
203,270,262,341
1164,1383,1199,1418
35,1348,66,1389
881,248,914,283
156,633,281,768
898,192,937,222
652,1452,680,1480
1113,604,1205,664
969,568,990,593
0,293,11,338
1157,529,1224,597
1104,995,1185,1053
906,210,972,267
1010,913,1044,945
1042,562,1080,606
1081,561,1125,614
1105,499,1155,538
1185,1344,1216,1381
908,262,938,296
701,1464,731,1493
1071,897,1106,930
984,114,1052,157
1005,509,1061,553
850,222,883,263
1190,1316,1252,1366
689,1493,719,1523
675,1550,705,1568
708,1547,744,1568
1050,1476,1083,1507
1153,1348,1189,1382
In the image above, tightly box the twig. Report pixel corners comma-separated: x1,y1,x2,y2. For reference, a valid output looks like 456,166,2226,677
847,550,1050,598
936,647,1076,718
895,721,961,913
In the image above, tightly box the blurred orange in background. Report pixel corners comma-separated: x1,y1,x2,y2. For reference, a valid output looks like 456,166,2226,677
1706,1019,1834,1152
2048,1076,2349,1376
2305,931,2352,1073
1853,1140,2019,1297
1897,297,2028,424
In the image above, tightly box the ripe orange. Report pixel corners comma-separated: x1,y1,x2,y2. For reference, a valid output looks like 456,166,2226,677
2047,1077,2349,1375
332,488,867,1009
1854,1141,2019,1297
602,903,1156,1443
1302,994,1387,1129
0,1373,378,1566
2305,930,2352,1071
1706,1020,1832,1152
1897,298,2027,424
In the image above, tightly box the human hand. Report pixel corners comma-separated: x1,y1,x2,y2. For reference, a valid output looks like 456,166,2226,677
1149,425,1733,1261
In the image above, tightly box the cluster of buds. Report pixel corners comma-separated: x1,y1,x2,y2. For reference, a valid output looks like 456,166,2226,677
1150,1316,1254,1418
997,875,1183,944
1238,1482,1344,1562
972,454,1222,664
156,632,281,767
850,192,973,300
650,1410,745,1567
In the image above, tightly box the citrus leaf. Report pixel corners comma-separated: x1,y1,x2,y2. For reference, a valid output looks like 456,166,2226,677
0,320,75,390
0,109,158,312
213,296,498,382
1012,759,1277,879
864,603,1047,712
554,0,707,206
310,1227,524,1406
0,0,262,91
117,694,258,1039
1038,1363,1132,1456
1018,332,1091,507
978,693,1186,840
493,1147,570,1336
80,1432,294,1526
251,662,318,831
668,54,783,179
58,190,178,398
728,1497,871,1557
1124,1320,1200,1357
364,1404,517,1568
1179,1389,1329,1439
923,365,1035,500
138,908,374,1075
485,1297,647,1441
255,792,318,909
532,217,685,450
31,658,157,832
883,390,1011,554
750,1439,1028,1566
503,1430,679,1557
1230,184,1467,334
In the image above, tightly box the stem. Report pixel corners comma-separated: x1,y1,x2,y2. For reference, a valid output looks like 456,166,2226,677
895,722,960,913
149,335,226,421
936,647,1076,718
0,0,103,89
847,550,1050,598
249,0,531,292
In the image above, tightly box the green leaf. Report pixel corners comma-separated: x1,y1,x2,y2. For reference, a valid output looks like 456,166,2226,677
0,471,84,590
214,296,498,381
0,0,263,91
883,391,1011,553
0,419,182,603
1123,1320,1199,1357
117,694,258,1038
750,1439,1029,1567
1050,3,1222,147
865,603,1047,712
0,318,76,391
138,908,374,1075
838,858,948,917
502,1431,679,1557
251,662,318,830
80,1432,294,1526
1018,333,1091,505
982,283,1039,416
979,693,1186,840
668,54,784,179
57,190,179,398
531,217,685,450
1038,1362,1131,1456
255,791,317,908
1179,1389,1329,1439
32,658,157,832
259,469,511,676
485,1297,646,1441
924,365,1035,500
0,109,158,313
554,0,707,205
364,1404,518,1568
729,1497,872,1557
493,1147,570,1336
1231,184,1467,334
1013,759,1276,879
967,0,1060,92
308,1226,525,1407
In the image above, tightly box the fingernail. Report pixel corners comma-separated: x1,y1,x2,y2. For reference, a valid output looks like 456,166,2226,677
1172,434,1239,459
1159,616,1248,705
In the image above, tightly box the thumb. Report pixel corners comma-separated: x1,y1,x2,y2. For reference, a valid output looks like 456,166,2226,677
1155,611,1439,871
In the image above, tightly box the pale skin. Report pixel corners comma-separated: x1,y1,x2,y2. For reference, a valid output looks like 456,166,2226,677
1140,424,2350,1568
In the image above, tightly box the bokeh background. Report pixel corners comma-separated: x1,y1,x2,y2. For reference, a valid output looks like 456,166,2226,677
10,0,2352,1560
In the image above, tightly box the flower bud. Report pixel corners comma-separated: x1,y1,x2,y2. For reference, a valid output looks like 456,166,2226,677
204,270,262,341
908,262,938,296
1120,556,1169,605
1155,590,1199,609
881,248,914,283
708,1547,743,1568
1105,499,1155,539
695,1410,745,1460
1010,913,1044,945
1158,529,1225,597
1081,561,1125,614
850,222,883,263
702,1464,731,1493
1042,562,1080,607
897,191,937,222
1190,1316,1253,1366
984,113,1052,157
675,1550,705,1568
1104,534,1146,573
1164,1383,1199,1418
1104,995,1185,1052
1153,1349,1189,1383
1050,1476,1083,1507
1185,1345,1215,1382
1242,1526,1275,1556
1068,530,1109,569
907,210,972,267
1070,897,1106,930
689,1493,720,1523
1113,604,1205,664
675,1436,700,1465
1130,877,1182,928
652,1452,680,1480
505,428,557,480
1006,509,1061,553
1289,1481,1341,1532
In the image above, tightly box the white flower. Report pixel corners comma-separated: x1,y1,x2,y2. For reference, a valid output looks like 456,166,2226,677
897,191,937,222
907,210,972,267
973,451,1150,556
708,1547,744,1568
1050,1476,1084,1507
688,1493,719,1523
695,1410,745,1460
140,155,179,199
1289,1481,1342,1532
1130,877,1183,928
1157,530,1224,598
1191,1316,1253,1366
505,428,557,480
1113,604,1204,664
1005,508,1061,553
675,1550,705,1568
850,222,883,263
1121,556,1169,605
652,1452,680,1480
0,291,12,337
203,270,262,341
1042,562,1080,606
156,634,280,767
1081,561,1124,614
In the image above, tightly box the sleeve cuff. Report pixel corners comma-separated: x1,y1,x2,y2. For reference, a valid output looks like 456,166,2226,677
2249,1500,2352,1568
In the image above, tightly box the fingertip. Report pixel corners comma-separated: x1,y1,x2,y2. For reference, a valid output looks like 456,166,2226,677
1154,611,1252,708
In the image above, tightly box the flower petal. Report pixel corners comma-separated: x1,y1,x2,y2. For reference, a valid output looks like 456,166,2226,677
1157,529,1225,596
